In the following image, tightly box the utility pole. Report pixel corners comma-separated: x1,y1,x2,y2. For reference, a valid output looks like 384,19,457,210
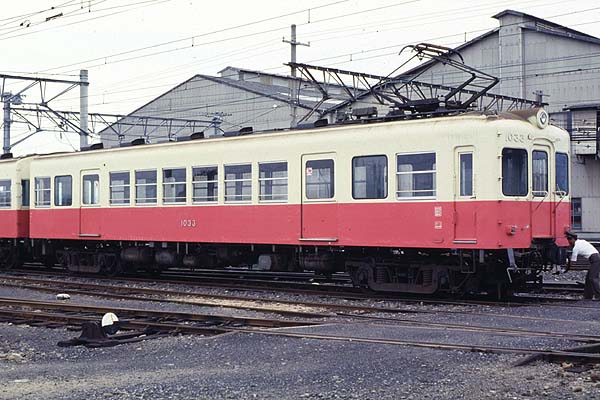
283,24,309,128
2,92,23,156
80,69,89,149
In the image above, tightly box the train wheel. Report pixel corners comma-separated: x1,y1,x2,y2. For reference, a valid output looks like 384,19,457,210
0,246,20,270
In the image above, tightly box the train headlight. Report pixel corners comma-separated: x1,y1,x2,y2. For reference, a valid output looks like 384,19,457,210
536,109,549,129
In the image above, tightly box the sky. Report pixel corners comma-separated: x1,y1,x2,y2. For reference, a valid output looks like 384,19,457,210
2,0,600,154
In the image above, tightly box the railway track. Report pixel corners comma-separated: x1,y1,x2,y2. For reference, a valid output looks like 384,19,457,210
1,294,600,365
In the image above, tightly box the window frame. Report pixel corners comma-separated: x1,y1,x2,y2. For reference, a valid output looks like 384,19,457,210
571,197,582,231
135,169,158,205
501,148,529,197
54,175,73,207
34,177,51,208
556,152,569,195
82,174,100,206
259,161,288,203
351,155,388,200
532,150,549,198
162,167,187,204
305,158,335,200
110,171,131,206
0,179,11,208
458,152,474,198
192,165,218,204
395,151,437,200
21,179,30,208
224,163,252,203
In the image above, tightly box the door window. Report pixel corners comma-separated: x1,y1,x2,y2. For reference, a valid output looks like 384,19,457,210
306,159,334,199
82,174,100,205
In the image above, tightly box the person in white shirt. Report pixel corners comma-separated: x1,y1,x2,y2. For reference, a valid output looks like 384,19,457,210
566,231,600,300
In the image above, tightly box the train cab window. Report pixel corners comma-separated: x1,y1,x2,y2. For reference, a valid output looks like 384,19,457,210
192,166,218,203
110,172,130,205
82,174,100,205
135,170,157,204
502,148,528,196
0,180,10,208
459,153,473,197
34,177,51,207
225,164,251,202
259,162,288,202
306,159,334,199
396,153,436,198
352,156,387,199
21,180,30,207
163,168,186,203
556,153,569,195
532,151,548,197
54,176,73,207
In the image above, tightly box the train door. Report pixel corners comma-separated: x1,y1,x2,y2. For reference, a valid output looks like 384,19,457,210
79,169,102,238
453,147,477,243
531,143,554,238
300,153,338,242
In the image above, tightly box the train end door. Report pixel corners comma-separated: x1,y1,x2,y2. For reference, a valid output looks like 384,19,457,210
453,147,477,244
531,143,554,238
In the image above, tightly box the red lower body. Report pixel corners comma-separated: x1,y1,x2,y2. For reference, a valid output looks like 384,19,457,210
3,200,569,249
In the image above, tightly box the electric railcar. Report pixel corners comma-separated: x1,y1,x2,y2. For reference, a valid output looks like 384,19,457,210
0,108,570,295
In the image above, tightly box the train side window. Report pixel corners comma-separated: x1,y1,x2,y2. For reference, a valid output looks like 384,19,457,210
21,180,30,207
82,174,100,205
163,168,186,203
192,166,218,203
352,155,387,199
135,170,157,204
396,153,436,198
34,177,51,207
54,175,73,207
0,179,10,208
459,153,473,197
502,148,528,196
110,172,130,205
259,162,288,202
556,153,569,194
306,159,334,199
532,151,548,197
224,164,251,202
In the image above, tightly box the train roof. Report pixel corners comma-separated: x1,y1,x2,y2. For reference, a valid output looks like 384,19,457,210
29,108,567,161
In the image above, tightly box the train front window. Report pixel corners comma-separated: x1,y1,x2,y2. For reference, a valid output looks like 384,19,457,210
306,159,334,199
163,168,186,203
396,153,436,198
0,180,10,208
556,153,569,195
135,170,157,204
532,150,548,197
502,148,528,196
34,177,51,207
54,176,72,207
353,155,387,199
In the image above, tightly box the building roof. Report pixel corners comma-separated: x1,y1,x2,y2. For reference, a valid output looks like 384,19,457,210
404,9,600,76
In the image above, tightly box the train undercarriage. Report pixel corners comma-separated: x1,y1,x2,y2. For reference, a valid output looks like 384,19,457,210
0,238,566,297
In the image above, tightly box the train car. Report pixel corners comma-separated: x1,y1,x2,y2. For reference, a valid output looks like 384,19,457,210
0,155,33,268
15,108,570,295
